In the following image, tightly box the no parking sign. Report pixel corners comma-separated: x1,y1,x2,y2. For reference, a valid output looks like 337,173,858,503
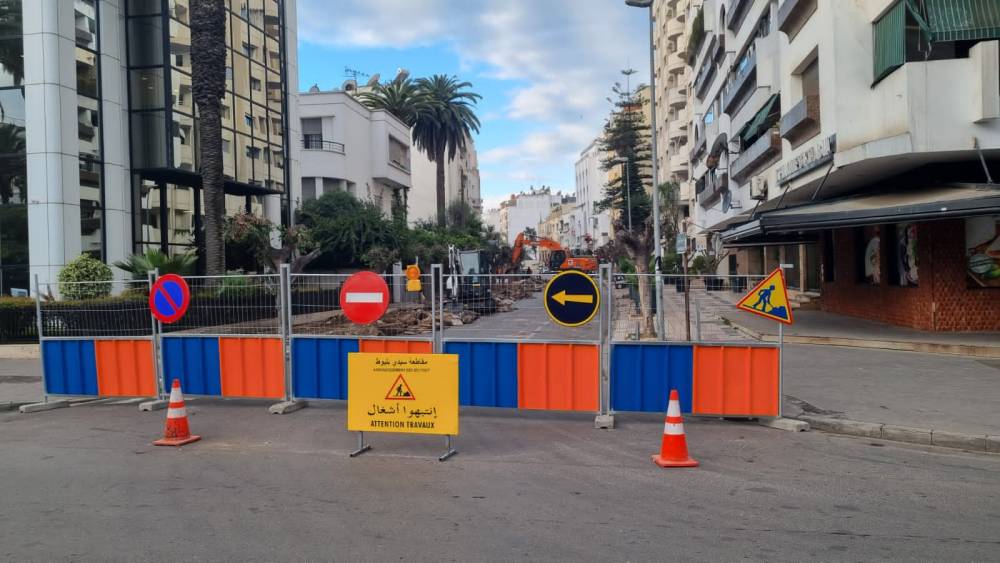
149,274,190,324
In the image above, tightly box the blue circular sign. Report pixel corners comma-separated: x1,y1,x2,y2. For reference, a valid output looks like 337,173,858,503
543,270,601,327
149,274,190,324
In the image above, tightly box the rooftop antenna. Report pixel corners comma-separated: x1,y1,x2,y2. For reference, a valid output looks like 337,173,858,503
344,66,370,81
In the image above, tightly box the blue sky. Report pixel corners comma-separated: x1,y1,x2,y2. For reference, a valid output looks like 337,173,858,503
297,0,650,209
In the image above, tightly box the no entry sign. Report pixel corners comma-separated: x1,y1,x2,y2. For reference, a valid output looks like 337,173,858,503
149,274,190,324
341,271,389,325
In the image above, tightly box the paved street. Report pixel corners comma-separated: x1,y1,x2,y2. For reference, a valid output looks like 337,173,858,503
1,402,998,560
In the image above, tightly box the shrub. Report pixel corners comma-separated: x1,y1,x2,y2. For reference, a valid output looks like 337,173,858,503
113,249,197,279
0,297,37,342
58,254,112,300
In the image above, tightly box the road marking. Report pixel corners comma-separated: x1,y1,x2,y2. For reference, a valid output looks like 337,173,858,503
551,290,594,306
345,292,384,304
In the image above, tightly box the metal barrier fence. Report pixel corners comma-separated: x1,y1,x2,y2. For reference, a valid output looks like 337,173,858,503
32,266,783,420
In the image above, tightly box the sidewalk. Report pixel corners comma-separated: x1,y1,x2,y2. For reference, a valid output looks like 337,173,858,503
718,307,1000,358
0,359,43,408
782,343,1000,451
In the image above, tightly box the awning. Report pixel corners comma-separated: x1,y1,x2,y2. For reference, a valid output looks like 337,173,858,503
737,94,780,146
923,0,1000,42
720,183,1000,242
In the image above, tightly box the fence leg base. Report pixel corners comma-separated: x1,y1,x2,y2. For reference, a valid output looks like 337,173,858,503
138,399,168,412
268,399,308,415
759,417,809,432
594,414,615,429
19,400,69,414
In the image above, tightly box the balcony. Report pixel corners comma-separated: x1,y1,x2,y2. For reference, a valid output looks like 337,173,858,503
698,170,727,207
777,0,817,40
302,136,345,154
669,125,688,143
666,16,685,40
722,47,757,113
689,134,707,161
667,52,687,75
670,151,689,177
667,87,687,109
779,94,820,146
731,127,781,182
727,0,753,32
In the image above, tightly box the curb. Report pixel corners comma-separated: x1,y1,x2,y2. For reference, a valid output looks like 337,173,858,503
795,414,998,454
0,344,40,360
725,319,1000,359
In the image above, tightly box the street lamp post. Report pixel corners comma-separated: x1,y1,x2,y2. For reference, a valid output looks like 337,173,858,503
625,0,665,339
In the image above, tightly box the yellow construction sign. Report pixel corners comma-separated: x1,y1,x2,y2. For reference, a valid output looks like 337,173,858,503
735,268,794,325
348,353,459,435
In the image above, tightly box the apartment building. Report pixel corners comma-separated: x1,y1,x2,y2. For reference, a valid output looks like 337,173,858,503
574,138,613,248
0,0,299,293
498,187,565,244
296,87,411,217
689,0,999,330
652,0,699,219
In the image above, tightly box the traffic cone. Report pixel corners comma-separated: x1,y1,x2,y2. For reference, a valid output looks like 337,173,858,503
153,379,201,447
652,389,698,468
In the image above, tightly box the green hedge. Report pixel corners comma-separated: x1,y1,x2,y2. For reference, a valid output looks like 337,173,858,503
0,297,38,343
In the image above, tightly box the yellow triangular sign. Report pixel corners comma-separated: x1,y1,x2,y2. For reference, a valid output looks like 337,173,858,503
385,374,416,401
736,268,794,325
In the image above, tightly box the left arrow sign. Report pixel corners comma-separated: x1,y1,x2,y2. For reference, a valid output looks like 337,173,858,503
551,290,594,306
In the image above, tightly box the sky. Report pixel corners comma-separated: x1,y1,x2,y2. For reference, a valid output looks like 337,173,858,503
296,0,651,211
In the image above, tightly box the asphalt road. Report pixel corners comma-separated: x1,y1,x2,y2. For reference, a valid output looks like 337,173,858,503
2,402,998,561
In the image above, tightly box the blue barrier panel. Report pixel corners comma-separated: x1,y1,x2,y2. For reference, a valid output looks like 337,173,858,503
161,337,222,396
42,340,98,395
611,343,693,413
291,337,358,400
444,341,518,408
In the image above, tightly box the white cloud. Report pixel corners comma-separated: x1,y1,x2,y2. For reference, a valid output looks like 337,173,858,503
298,0,648,196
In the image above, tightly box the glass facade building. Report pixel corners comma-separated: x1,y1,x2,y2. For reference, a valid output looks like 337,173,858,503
125,0,290,258
0,0,26,294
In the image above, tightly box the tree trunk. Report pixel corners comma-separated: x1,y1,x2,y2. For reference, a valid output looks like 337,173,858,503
632,249,656,338
190,0,227,276
435,145,447,228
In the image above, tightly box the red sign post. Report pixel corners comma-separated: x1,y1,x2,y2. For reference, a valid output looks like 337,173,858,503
341,271,390,325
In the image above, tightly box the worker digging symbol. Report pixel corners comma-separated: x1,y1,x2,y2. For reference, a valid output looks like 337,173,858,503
751,284,776,313
384,374,416,401
735,268,793,324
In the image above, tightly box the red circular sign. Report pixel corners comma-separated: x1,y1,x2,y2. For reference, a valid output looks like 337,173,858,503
149,274,190,324
341,271,390,325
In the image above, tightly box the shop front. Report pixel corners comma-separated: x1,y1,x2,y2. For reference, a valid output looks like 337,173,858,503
719,184,1000,331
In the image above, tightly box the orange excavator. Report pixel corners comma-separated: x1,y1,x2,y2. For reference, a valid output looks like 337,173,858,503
510,232,599,273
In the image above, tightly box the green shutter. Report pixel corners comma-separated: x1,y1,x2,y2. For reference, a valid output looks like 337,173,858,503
873,1,907,84
740,94,781,146
924,0,1000,42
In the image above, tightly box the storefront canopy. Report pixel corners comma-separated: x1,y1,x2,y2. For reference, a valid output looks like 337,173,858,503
720,184,1000,243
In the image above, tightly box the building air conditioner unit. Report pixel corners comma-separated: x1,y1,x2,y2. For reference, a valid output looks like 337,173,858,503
750,175,767,201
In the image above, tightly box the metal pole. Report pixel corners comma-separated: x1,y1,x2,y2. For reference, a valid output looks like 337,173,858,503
350,431,371,457
148,270,164,399
778,322,784,418
624,159,633,231
647,4,666,341
280,263,292,401
153,268,166,398
439,435,457,462
695,302,702,342
683,247,691,341
431,264,442,353
34,274,48,403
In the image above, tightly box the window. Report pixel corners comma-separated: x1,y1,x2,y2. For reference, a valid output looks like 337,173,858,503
889,223,918,286
246,146,261,159
245,113,253,127
388,136,409,170
822,231,835,283
302,179,316,202
250,77,261,91
802,59,819,98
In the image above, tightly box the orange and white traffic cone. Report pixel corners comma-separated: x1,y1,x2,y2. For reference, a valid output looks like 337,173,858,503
153,379,201,447
652,389,698,468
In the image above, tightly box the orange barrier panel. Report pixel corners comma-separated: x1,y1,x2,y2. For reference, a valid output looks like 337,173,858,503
95,339,156,397
218,338,285,399
359,339,433,354
517,343,599,411
691,345,779,417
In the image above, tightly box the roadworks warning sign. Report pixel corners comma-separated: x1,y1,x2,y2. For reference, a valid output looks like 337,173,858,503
348,353,459,435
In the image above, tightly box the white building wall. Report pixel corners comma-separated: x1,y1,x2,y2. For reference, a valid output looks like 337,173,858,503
574,137,613,247
408,134,481,225
296,90,411,217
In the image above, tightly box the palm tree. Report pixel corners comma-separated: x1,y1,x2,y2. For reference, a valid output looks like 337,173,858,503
356,78,428,127
190,0,227,275
413,75,481,227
